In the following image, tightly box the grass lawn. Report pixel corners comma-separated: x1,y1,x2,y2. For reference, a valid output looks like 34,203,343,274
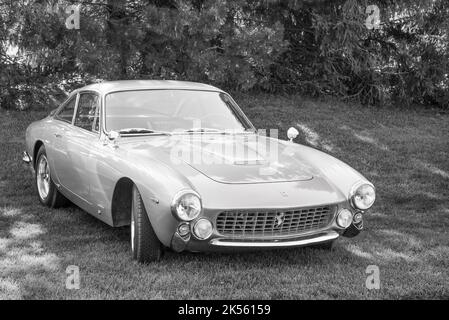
1,94,448,299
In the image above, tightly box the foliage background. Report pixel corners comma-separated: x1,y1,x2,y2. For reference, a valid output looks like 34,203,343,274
1,0,448,109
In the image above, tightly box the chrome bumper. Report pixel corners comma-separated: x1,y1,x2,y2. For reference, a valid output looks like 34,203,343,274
209,230,339,248
22,151,31,164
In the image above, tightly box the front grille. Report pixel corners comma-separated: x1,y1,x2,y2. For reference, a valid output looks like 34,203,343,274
216,206,334,238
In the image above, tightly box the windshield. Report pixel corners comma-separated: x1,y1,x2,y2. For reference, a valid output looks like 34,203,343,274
105,90,251,134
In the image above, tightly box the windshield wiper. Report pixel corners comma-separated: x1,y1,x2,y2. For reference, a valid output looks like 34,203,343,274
118,128,171,135
183,128,228,134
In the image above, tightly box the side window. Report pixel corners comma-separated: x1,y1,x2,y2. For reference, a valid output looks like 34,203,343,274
74,93,100,132
55,96,76,123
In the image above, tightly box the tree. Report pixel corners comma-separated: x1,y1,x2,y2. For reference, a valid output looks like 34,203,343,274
1,0,448,109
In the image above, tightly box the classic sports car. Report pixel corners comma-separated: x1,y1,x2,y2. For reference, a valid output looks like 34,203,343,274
23,80,375,262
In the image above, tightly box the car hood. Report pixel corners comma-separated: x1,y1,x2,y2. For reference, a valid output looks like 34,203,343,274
119,134,317,184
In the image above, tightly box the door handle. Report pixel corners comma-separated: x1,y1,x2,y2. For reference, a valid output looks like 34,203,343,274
54,133,62,138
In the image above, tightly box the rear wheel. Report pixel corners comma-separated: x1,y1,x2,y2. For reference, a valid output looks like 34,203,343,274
35,146,67,208
131,185,163,263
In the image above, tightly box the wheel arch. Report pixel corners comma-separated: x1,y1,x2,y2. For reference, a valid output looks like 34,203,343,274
110,175,176,247
111,177,135,227
33,140,44,169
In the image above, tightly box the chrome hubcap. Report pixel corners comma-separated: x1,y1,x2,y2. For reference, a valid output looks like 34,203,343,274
37,155,50,200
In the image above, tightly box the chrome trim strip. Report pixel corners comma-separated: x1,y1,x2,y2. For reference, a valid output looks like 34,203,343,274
209,231,339,247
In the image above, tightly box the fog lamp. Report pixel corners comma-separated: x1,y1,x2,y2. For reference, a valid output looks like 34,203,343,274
193,219,213,240
177,222,190,237
353,212,363,224
337,209,353,228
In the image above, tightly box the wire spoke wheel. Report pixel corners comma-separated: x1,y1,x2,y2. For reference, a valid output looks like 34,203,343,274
35,145,68,208
37,154,50,200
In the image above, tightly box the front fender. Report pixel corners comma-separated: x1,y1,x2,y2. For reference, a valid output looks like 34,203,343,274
117,155,198,247
290,143,373,198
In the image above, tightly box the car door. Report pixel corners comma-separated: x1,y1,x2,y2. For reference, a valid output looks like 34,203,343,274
85,96,118,222
50,94,78,190
67,91,102,204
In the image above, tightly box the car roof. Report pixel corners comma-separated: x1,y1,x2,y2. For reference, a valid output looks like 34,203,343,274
77,80,224,95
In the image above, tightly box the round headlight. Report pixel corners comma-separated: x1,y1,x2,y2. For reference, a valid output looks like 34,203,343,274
337,209,353,228
351,183,376,210
171,191,202,221
193,219,213,240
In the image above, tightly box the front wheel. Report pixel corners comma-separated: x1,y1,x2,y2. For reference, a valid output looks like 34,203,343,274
35,146,67,208
131,185,163,263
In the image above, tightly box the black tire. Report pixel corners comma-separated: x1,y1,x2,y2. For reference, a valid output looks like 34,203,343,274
131,185,163,263
35,145,68,208
310,240,335,251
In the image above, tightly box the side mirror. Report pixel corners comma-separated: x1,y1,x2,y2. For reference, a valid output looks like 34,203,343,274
105,131,120,149
287,127,299,142
108,130,120,140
